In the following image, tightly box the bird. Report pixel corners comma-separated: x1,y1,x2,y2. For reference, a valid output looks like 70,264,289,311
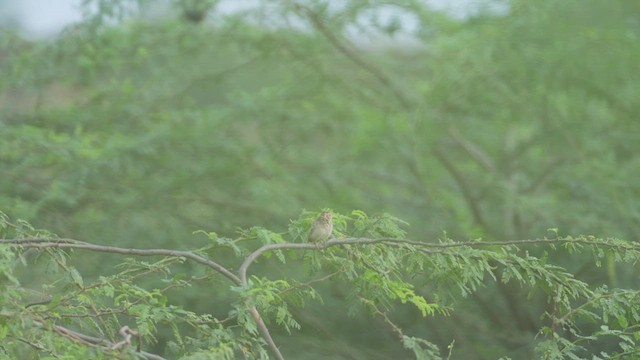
308,211,333,246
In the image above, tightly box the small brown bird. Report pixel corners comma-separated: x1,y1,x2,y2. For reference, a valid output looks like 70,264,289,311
308,211,333,245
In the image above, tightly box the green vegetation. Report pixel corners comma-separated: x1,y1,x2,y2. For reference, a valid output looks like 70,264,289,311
1,0,639,358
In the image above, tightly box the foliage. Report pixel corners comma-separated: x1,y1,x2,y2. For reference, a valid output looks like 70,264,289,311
3,211,640,359
1,0,640,358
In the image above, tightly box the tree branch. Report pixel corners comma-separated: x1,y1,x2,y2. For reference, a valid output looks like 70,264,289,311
432,145,491,233
8,237,637,287
33,319,165,360
447,126,496,173
293,3,413,110
5,235,638,360
238,236,640,285
4,238,284,359
3,238,241,285
248,305,284,360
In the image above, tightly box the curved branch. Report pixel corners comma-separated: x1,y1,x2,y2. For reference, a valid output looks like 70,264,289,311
8,237,636,288
2,238,242,285
4,239,283,358
238,238,452,284
238,236,640,284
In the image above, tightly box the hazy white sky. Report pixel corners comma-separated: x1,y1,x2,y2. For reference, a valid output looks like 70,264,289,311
10,0,83,37
3,0,504,38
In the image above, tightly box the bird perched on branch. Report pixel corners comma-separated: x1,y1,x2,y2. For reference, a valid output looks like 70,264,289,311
308,211,333,246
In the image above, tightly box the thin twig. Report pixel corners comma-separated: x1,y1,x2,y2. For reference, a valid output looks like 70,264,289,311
359,297,404,340
277,271,341,297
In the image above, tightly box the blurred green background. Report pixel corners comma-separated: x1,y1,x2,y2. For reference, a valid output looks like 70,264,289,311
1,0,639,358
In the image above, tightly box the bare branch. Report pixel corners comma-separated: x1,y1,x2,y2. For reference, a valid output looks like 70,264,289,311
3,238,241,285
248,305,285,360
